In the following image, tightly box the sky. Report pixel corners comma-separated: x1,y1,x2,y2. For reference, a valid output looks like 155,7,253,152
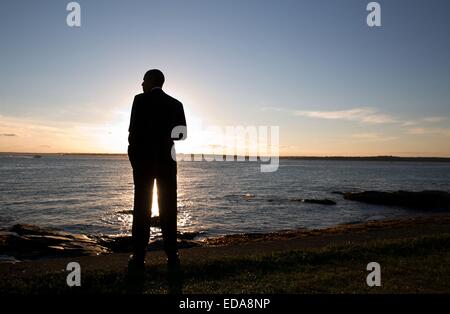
0,0,450,156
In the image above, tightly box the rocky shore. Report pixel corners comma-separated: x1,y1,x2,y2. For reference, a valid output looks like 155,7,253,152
2,190,450,263
341,190,450,210
1,214,450,294
0,223,202,262
267,190,450,209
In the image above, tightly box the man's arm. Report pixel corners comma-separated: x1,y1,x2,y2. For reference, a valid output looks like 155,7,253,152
128,96,138,145
172,102,187,141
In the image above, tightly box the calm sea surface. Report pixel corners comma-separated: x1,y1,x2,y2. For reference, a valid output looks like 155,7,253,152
1,155,450,239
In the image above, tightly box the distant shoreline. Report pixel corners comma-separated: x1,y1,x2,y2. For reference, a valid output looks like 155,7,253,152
2,152,450,162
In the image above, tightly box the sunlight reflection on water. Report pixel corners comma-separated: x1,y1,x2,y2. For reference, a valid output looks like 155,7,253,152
151,179,159,217
106,178,192,239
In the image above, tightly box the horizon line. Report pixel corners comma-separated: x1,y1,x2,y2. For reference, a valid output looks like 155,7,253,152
2,152,450,160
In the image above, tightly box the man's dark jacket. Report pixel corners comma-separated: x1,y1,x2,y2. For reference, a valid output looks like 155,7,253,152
128,88,186,168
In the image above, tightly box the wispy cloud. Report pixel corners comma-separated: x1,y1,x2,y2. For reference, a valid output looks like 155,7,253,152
401,120,418,126
293,108,397,124
263,107,449,129
401,116,448,126
406,127,450,136
351,133,397,141
422,116,448,123
0,133,17,137
260,107,288,113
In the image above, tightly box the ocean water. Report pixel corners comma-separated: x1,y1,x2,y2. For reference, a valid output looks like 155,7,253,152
1,155,450,239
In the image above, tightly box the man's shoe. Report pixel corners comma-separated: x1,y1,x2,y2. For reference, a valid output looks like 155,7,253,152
167,253,180,271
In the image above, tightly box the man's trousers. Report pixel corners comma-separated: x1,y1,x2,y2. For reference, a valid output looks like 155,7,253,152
131,162,178,260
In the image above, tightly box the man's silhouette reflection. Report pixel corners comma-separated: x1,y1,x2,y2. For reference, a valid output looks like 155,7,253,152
128,69,187,272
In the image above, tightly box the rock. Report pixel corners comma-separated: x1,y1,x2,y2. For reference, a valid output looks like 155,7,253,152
242,193,256,200
96,235,133,253
303,199,337,205
177,231,201,240
2,223,203,260
116,209,133,215
1,224,110,260
0,254,20,264
11,224,59,236
0,231,18,246
47,245,65,251
290,198,337,205
266,198,284,203
343,190,450,210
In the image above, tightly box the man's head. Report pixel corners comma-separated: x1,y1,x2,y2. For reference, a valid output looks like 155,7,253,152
142,69,165,93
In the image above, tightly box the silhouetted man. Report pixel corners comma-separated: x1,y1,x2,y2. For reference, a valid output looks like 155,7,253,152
128,69,187,271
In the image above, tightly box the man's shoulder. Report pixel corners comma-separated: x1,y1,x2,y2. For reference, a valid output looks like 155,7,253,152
131,93,146,107
158,92,183,112
134,91,183,108
134,93,146,100
162,91,182,106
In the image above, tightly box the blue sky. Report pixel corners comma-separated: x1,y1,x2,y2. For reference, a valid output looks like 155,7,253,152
1,0,450,156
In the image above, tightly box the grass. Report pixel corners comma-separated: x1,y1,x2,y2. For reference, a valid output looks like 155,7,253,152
1,234,450,294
